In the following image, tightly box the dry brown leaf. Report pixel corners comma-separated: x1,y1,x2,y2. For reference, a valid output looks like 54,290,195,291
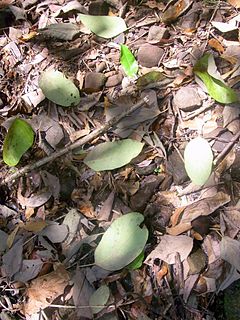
166,222,192,236
208,38,225,54
162,0,193,24
227,0,240,8
24,264,69,316
0,0,14,9
19,219,47,232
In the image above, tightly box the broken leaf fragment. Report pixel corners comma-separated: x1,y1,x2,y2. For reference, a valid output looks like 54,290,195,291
95,212,148,271
184,137,213,186
78,14,127,39
84,139,144,171
120,44,138,78
89,285,110,314
39,70,80,107
3,118,34,166
193,54,238,104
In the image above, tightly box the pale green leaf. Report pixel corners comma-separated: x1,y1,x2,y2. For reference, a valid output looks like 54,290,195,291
184,137,213,186
84,139,144,171
193,54,238,104
39,70,80,107
127,251,144,270
89,285,110,314
120,44,138,78
3,118,34,166
95,212,148,271
78,14,127,39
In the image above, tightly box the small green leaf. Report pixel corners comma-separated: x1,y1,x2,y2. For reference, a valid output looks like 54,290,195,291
95,212,148,271
126,251,145,270
89,285,110,314
84,139,144,171
39,70,80,107
3,118,34,166
184,137,213,186
78,14,127,39
120,44,138,78
193,54,238,104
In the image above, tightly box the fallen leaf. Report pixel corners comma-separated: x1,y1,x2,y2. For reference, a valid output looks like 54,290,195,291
39,69,80,107
95,212,148,271
24,264,69,316
84,139,144,171
89,285,110,314
3,118,34,166
2,238,23,278
227,0,240,8
39,222,68,243
17,188,52,208
120,44,138,78
38,23,81,40
208,38,225,54
78,14,127,39
145,235,193,265
14,259,43,282
19,220,47,232
220,236,240,271
161,0,193,24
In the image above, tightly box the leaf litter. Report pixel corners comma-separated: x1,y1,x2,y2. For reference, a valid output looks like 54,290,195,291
0,1,240,319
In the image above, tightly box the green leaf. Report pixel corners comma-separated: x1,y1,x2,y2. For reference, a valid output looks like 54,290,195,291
3,118,34,166
137,71,166,88
89,285,110,314
95,212,148,271
39,70,80,107
126,251,145,270
193,54,238,104
84,139,144,171
184,137,213,186
78,14,127,39
120,44,138,78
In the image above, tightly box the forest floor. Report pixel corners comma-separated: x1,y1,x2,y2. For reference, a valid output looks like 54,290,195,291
0,0,240,319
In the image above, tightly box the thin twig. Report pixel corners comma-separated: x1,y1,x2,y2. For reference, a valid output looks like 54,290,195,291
2,97,150,185
213,130,240,166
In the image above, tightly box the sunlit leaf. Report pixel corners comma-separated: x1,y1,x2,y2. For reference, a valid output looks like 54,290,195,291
3,118,34,166
84,139,144,171
184,137,213,186
39,70,80,107
89,285,110,314
193,54,238,104
78,14,127,39
95,212,148,271
120,44,138,78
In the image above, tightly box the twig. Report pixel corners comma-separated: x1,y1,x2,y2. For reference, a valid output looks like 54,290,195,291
2,97,150,185
213,130,240,166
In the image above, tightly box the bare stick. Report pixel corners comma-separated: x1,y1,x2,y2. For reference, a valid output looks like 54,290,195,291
213,130,240,166
3,96,150,185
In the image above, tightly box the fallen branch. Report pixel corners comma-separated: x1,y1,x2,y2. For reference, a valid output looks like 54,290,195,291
3,96,150,185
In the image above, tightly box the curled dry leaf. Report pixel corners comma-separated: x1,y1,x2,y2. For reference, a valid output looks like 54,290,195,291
24,264,69,316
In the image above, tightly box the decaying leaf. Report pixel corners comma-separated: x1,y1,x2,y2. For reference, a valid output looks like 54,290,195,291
24,264,69,316
2,238,23,278
38,23,81,40
161,0,193,24
145,235,193,265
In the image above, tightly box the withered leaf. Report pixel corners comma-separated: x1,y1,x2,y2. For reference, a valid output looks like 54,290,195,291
24,264,69,316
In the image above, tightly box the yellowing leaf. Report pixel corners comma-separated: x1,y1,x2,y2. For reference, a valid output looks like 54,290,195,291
184,137,213,186
84,139,144,171
3,118,34,166
120,44,138,78
193,54,238,104
95,212,148,271
78,14,127,39
39,70,80,107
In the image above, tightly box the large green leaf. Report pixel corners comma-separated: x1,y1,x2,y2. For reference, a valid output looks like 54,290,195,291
193,54,238,104
89,285,110,314
84,139,144,171
95,212,148,271
39,70,80,107
3,118,34,166
78,14,127,39
120,44,138,78
184,137,213,186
